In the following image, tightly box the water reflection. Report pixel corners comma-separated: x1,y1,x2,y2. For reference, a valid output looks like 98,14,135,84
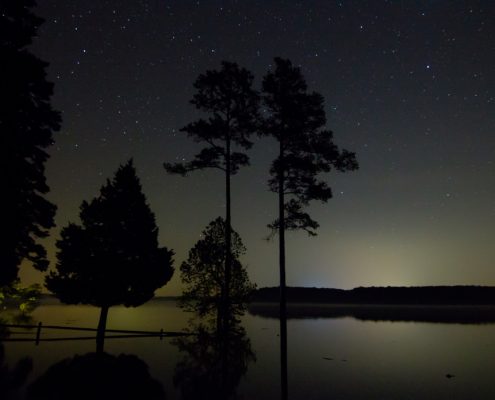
26,352,166,400
2,301,495,400
280,305,288,400
173,318,255,400
249,303,495,324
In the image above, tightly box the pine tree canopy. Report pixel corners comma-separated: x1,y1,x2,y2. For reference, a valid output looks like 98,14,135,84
262,58,359,236
164,61,259,176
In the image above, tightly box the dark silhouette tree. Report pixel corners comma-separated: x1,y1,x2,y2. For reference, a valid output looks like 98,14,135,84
261,58,358,399
1,0,61,286
180,217,255,322
45,160,174,352
164,62,259,317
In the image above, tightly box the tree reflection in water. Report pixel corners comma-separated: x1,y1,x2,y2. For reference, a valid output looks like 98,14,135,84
173,315,255,400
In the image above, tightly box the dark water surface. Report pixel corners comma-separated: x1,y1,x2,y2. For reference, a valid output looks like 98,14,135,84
2,299,495,399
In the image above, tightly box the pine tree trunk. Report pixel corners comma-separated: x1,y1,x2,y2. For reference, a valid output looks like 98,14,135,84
96,305,109,353
224,132,232,328
278,139,288,400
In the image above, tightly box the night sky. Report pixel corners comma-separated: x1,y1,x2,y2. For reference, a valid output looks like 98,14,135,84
24,0,495,295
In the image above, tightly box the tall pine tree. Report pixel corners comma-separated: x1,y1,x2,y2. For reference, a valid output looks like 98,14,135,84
261,58,358,399
46,160,174,351
1,0,61,286
164,62,259,316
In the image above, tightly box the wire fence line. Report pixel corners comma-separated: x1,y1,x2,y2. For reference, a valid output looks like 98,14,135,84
0,322,193,345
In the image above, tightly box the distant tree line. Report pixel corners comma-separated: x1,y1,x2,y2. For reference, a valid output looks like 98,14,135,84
251,286,495,305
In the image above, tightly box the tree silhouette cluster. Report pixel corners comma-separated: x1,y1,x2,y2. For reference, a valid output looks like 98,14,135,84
165,58,358,322
4,2,358,365
2,1,177,335
168,59,358,400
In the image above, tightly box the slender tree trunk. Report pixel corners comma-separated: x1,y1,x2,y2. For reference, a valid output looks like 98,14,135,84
224,132,232,329
96,305,109,353
278,139,288,400
219,308,229,400
216,305,222,333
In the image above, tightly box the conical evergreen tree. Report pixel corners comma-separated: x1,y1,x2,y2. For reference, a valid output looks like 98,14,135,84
1,0,61,285
46,160,174,351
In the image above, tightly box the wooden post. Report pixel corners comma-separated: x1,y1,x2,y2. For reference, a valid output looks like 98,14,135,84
35,322,42,345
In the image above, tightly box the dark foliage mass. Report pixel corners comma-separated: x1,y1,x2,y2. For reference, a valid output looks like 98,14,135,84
26,352,166,400
1,0,61,285
164,61,259,177
46,160,174,349
180,217,256,317
262,57,358,237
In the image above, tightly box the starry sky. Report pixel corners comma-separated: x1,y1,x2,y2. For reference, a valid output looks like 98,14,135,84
23,0,495,295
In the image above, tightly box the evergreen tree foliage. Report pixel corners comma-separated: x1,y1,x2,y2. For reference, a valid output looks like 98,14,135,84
1,0,61,285
262,58,358,237
164,61,259,177
46,160,174,348
164,62,259,311
179,217,255,317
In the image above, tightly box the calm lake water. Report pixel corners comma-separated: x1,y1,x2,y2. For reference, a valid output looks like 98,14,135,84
2,299,495,399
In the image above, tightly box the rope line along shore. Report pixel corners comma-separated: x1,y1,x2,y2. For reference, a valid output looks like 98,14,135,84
0,322,194,345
